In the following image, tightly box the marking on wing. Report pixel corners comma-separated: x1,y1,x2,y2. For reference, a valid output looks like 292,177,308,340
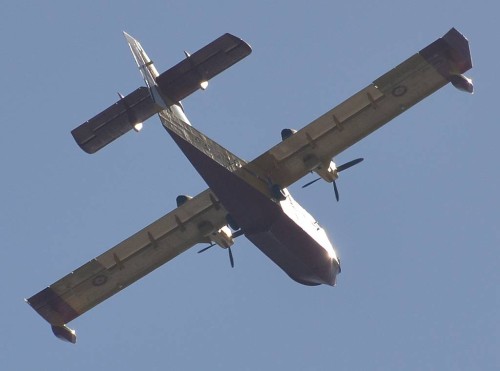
392,85,408,97
92,275,108,287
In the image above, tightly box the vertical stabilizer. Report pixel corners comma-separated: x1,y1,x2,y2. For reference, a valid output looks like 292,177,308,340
123,32,167,108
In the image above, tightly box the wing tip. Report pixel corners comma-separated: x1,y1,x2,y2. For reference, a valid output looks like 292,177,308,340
419,27,474,92
442,27,473,72
420,27,473,74
27,286,80,325
222,32,253,55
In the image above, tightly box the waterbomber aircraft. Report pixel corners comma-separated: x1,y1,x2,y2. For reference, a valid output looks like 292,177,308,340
27,28,473,343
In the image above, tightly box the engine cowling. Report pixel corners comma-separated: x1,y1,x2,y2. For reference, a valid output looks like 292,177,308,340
281,128,297,141
210,226,234,249
176,195,193,207
197,220,234,248
178,196,237,249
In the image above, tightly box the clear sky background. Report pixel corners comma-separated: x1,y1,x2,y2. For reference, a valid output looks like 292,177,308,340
2,1,498,370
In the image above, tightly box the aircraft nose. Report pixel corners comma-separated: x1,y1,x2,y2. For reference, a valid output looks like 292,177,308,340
329,259,341,286
320,258,341,286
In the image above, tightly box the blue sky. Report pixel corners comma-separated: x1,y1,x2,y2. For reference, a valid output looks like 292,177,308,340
2,1,498,370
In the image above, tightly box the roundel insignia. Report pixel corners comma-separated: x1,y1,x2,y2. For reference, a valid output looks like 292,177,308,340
92,274,108,286
392,85,407,97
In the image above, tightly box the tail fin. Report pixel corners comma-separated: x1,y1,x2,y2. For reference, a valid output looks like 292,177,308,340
72,32,252,154
123,32,252,106
123,32,167,108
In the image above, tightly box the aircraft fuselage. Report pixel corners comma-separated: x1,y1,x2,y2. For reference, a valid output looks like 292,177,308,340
160,105,340,286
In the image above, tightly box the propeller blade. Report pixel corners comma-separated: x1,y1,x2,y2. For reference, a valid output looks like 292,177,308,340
302,177,321,188
197,243,215,254
228,246,234,268
337,158,364,172
333,181,340,202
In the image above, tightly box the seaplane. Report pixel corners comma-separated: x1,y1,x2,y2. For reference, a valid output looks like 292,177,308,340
27,28,473,343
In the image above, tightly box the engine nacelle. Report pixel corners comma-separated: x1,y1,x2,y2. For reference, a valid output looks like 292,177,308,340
281,128,297,141
210,225,234,249
314,161,338,183
302,154,338,183
197,220,235,249
176,195,193,207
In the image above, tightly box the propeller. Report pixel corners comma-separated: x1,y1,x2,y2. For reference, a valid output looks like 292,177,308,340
333,181,340,202
301,177,322,188
197,229,244,268
336,157,364,172
302,158,364,201
198,243,235,268
197,243,215,254
228,247,234,268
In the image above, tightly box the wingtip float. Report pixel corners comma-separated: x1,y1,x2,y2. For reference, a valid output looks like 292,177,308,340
29,27,473,343
51,325,77,344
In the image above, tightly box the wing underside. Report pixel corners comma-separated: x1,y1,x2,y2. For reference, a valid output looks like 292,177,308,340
71,33,251,155
28,28,474,344
156,33,252,102
27,190,228,334
71,87,161,154
249,28,473,188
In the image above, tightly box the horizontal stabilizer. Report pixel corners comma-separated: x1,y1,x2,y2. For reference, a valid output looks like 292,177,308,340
71,87,161,154
156,33,251,102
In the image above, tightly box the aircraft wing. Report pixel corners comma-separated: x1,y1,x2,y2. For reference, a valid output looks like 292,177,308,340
71,87,162,154
71,33,252,155
248,28,473,189
156,33,252,102
27,189,227,340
